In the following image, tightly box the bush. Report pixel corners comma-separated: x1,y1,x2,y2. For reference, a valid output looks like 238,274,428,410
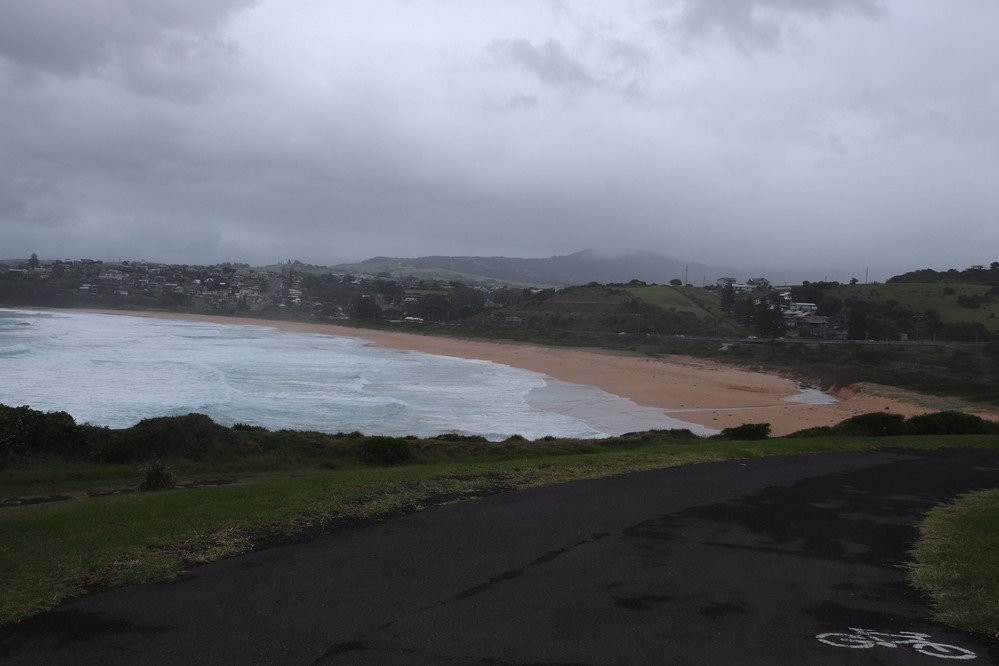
433,433,489,443
0,404,88,460
357,437,414,466
232,422,267,432
94,413,227,463
834,412,906,436
906,411,996,435
138,460,177,491
715,423,771,440
785,426,835,438
503,434,526,442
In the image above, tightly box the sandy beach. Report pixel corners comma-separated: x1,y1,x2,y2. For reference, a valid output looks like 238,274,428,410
29,308,991,436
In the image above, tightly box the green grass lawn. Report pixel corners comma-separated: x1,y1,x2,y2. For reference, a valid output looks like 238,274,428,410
4,433,999,626
910,488,999,638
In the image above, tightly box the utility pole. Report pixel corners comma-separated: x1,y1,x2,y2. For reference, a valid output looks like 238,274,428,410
684,265,689,286
865,267,869,284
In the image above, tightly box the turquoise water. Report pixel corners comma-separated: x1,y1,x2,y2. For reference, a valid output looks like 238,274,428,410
0,309,713,439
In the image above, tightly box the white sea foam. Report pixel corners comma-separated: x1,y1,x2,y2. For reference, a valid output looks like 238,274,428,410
0,308,714,439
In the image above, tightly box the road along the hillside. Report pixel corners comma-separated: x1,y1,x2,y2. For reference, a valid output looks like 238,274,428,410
2,448,998,664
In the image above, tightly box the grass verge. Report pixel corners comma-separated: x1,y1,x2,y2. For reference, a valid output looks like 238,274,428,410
910,488,999,638
3,434,999,626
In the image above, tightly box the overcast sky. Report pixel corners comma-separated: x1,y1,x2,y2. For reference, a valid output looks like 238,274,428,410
1,1,996,275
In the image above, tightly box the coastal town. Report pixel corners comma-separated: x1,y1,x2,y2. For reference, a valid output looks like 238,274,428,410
3,255,998,344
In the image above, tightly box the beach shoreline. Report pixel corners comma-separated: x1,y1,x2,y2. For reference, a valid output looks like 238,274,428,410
9,307,977,436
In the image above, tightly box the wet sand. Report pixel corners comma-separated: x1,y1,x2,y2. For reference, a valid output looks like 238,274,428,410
30,308,987,436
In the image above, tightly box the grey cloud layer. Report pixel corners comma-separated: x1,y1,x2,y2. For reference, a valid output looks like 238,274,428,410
0,0,996,276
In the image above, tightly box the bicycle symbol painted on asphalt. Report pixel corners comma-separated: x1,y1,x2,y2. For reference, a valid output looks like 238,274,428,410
816,628,976,659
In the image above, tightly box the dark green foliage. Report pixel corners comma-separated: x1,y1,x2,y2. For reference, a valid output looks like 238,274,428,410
138,460,177,491
906,411,996,435
433,433,489,443
621,428,701,444
94,413,230,463
834,412,907,436
785,426,835,438
0,404,88,461
786,411,998,438
939,321,990,342
232,422,267,432
889,263,999,286
714,423,771,440
357,437,414,466
503,434,526,442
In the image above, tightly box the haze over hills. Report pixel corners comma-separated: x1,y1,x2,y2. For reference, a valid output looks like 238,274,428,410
321,251,856,288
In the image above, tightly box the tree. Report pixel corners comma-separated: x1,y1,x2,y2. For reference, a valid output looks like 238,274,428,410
28,253,39,268
351,294,382,320
669,278,682,286
847,305,868,340
720,283,735,314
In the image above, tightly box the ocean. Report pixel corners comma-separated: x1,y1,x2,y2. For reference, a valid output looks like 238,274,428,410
0,308,714,440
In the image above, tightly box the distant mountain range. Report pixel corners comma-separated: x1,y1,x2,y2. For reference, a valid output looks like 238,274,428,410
308,251,834,287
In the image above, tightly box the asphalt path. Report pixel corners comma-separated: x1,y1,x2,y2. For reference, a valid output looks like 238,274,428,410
3,448,998,664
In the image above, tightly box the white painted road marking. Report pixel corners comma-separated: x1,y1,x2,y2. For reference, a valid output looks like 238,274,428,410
816,628,976,659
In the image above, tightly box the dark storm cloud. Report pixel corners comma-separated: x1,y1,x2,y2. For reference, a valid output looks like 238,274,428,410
0,1,996,276
0,0,253,100
491,38,597,88
661,0,884,51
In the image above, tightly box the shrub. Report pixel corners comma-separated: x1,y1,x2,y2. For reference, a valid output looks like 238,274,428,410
434,433,489,443
357,437,413,466
785,426,835,438
138,460,177,491
503,434,526,442
0,404,88,459
834,412,906,436
906,411,996,435
232,422,266,432
94,413,226,463
715,423,771,440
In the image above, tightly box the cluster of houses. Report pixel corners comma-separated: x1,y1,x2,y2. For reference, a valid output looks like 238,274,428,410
2,259,280,312
1,258,507,321
781,302,840,338
4,258,849,337
714,276,842,338
715,276,772,292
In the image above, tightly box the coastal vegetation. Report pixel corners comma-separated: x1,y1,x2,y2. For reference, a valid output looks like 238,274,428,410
3,405,999,627
4,256,998,413
910,488,999,638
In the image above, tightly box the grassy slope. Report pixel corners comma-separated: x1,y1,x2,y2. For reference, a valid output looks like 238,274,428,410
500,284,744,335
625,285,745,335
828,283,999,333
910,488,999,638
4,434,999,626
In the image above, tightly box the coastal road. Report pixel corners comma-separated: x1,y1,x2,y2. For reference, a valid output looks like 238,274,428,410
3,449,998,664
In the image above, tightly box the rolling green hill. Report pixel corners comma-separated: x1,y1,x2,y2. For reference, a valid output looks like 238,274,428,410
324,251,739,287
826,283,999,334
485,283,745,336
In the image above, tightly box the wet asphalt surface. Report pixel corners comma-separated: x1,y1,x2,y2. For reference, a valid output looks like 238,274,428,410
2,448,998,664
